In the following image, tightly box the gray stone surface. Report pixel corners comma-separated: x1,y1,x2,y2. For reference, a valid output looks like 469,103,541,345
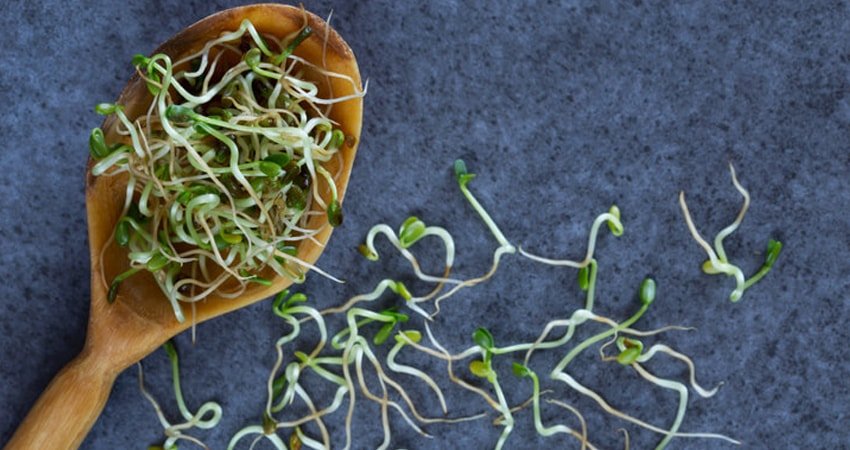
1,0,848,448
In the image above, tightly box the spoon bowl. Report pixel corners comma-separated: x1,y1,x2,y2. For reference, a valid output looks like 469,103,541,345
6,4,361,449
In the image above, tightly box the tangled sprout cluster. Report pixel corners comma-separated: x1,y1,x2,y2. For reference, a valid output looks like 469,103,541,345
90,19,363,322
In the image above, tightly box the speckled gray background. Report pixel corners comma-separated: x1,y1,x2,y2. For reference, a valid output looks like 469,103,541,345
1,0,849,449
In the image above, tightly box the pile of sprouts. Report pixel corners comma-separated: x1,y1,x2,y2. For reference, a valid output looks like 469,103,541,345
89,18,363,322
137,159,782,449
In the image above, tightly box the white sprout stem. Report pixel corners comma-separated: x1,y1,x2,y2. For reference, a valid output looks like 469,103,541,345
679,191,747,301
292,384,330,449
176,19,271,76
631,363,689,450
166,343,223,430
489,371,514,450
337,310,387,450
137,362,215,449
423,322,501,410
519,212,621,268
552,372,740,444
356,340,433,436
266,315,301,415
226,425,286,450
272,384,349,429
459,180,513,250
295,426,325,450
620,325,696,336
422,226,457,267
523,309,597,365
302,356,348,385
352,347,392,450
136,363,173,430
381,338,486,425
364,225,462,284
273,248,345,284
527,370,578,438
404,299,435,321
321,279,398,315
552,304,648,375
316,164,338,202
545,399,597,450
387,341,449,414
637,344,721,398
431,244,514,317
713,163,751,263
284,75,369,105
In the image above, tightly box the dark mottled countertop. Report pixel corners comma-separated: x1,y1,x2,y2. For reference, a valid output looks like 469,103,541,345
1,1,848,448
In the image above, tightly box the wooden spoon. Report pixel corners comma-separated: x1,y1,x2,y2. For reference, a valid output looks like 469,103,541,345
6,4,362,449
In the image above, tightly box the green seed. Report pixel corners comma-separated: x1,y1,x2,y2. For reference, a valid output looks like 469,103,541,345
286,186,306,210
390,281,412,301
131,54,149,67
639,278,656,305
146,254,170,271
165,105,195,122
329,129,345,149
577,266,590,291
272,374,286,401
327,200,343,227
176,190,194,205
358,244,378,261
282,161,301,184
274,26,313,64
154,163,169,180
95,103,121,115
107,280,121,303
244,48,262,68
89,128,108,159
213,150,228,164
512,362,530,378
259,161,282,178
107,268,140,303
115,219,131,247
765,239,782,267
276,244,298,256
264,153,291,167
399,217,425,247
469,360,490,378
162,340,178,361
472,327,495,351
617,347,642,365
608,205,624,236
454,159,476,187
262,412,276,435
702,260,721,274
249,276,272,286
380,309,408,323
396,330,422,344
250,177,266,194
220,230,242,245
290,430,303,450
373,322,396,345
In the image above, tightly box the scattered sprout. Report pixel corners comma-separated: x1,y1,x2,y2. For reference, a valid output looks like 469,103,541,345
140,158,769,449
679,163,782,302
137,340,222,449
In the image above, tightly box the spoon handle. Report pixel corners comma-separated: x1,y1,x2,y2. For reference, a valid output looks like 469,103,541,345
5,349,117,450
